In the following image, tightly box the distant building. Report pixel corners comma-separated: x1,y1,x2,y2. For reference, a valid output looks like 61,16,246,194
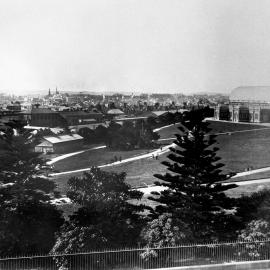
60,111,103,125
6,103,21,112
31,108,63,127
35,134,83,154
30,108,103,128
106,109,125,119
215,86,270,123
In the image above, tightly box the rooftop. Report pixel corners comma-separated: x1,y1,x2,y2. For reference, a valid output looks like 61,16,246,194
107,109,124,115
31,108,58,114
60,111,103,116
43,134,83,144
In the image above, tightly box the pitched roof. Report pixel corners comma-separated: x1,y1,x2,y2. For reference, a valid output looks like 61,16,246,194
60,111,89,116
60,111,103,117
36,140,53,147
152,111,169,116
31,108,58,114
230,86,270,102
107,109,124,115
43,134,83,144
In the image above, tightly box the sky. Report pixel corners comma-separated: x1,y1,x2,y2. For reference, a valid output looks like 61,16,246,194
1,0,270,95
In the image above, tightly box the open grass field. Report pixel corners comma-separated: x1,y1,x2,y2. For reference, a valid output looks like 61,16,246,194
157,120,266,140
225,181,270,198
104,122,270,187
53,148,151,172
51,120,270,196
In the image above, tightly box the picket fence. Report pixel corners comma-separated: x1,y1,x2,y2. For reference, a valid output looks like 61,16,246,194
1,239,270,270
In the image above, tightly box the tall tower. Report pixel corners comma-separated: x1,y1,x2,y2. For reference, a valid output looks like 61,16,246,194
48,88,51,96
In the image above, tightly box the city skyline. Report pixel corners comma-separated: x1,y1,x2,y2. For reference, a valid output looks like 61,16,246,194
1,0,270,95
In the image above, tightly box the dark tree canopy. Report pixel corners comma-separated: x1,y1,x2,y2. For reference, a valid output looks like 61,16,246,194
52,167,147,254
149,110,238,241
0,126,64,256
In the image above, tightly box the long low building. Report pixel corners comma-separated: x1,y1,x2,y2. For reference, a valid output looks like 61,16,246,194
35,134,83,154
30,108,103,128
215,86,270,123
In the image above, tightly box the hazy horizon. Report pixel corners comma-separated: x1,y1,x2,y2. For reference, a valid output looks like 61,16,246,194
0,88,230,97
2,0,270,95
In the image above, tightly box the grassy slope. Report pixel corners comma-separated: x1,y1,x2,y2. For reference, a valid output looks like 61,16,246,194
53,148,152,172
106,122,270,186
52,120,270,196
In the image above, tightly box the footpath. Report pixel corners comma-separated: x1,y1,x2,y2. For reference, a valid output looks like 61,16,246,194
49,126,270,177
47,145,106,165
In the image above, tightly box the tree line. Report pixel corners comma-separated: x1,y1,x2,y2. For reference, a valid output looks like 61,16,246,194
78,120,160,150
0,109,269,264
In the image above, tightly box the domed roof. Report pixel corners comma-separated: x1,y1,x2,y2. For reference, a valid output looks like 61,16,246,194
230,86,270,102
107,109,124,115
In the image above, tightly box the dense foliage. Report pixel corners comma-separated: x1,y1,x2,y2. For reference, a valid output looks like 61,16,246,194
79,120,160,150
0,126,64,256
52,167,147,254
149,110,239,241
2,109,270,258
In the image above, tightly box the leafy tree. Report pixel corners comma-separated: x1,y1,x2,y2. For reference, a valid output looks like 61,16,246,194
237,219,270,260
78,127,95,144
141,213,192,248
237,189,270,226
31,128,55,145
106,121,122,147
174,111,183,123
94,125,108,143
140,214,193,265
135,120,160,148
108,102,116,109
146,116,158,129
158,112,175,125
52,167,146,255
149,110,238,241
0,128,64,256
238,219,270,241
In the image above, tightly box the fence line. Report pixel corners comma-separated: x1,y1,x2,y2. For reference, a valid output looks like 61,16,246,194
1,239,270,269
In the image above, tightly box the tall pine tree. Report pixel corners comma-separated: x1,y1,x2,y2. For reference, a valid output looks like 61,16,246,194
149,109,238,241
0,124,64,255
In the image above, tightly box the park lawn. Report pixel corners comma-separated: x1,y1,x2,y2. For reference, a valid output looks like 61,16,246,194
207,120,267,134
103,155,168,187
157,123,183,139
51,120,270,195
52,172,80,194
53,147,152,172
225,181,270,198
157,120,267,139
106,128,270,187
215,128,270,172
53,120,268,174
232,171,270,182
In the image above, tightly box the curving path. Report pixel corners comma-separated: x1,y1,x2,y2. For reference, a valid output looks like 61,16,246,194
47,123,179,166
47,145,106,165
49,126,270,177
49,143,175,176
158,127,270,142
51,177,270,204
